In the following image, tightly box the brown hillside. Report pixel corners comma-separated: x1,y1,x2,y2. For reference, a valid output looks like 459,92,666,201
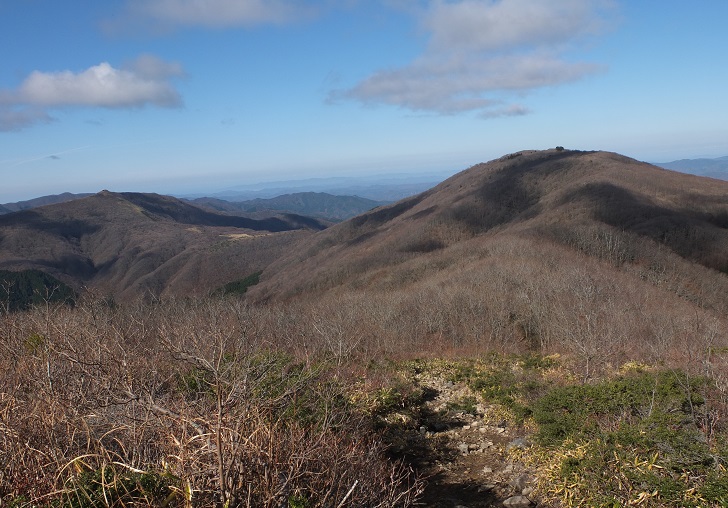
0,191,325,300
251,149,728,300
248,149,728,373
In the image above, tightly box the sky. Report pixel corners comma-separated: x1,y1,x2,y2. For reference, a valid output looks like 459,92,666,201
1,0,727,202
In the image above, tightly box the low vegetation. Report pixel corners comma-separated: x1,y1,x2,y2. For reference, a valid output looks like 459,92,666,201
1,294,727,507
360,356,728,507
0,298,424,507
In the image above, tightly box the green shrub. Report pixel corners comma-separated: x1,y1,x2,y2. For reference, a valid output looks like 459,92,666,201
219,271,262,296
288,493,310,508
23,333,45,354
529,369,726,506
451,355,555,424
532,370,706,446
61,466,178,508
445,395,478,415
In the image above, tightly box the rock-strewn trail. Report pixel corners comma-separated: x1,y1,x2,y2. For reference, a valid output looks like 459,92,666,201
385,374,539,508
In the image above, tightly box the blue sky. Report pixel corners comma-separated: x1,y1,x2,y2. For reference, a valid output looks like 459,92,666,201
1,0,727,202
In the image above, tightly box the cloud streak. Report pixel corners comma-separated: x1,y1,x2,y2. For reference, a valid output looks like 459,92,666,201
0,55,184,132
122,0,312,29
425,0,608,53
333,0,613,118
1,146,92,168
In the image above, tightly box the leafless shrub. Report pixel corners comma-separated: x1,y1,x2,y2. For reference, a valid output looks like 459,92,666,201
0,298,424,507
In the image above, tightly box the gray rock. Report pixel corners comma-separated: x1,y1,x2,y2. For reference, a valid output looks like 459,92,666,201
509,473,532,491
431,421,448,432
506,437,530,451
502,495,532,507
457,442,469,454
521,487,535,497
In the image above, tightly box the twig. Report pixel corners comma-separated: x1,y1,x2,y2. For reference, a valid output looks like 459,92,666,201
336,479,358,508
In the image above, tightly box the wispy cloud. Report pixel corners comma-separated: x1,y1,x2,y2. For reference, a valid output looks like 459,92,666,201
332,0,614,118
425,0,609,53
0,55,184,132
0,107,54,132
119,0,313,29
1,146,92,168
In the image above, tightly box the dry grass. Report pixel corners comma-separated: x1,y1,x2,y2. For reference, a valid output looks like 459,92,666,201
0,299,425,507
1,279,727,506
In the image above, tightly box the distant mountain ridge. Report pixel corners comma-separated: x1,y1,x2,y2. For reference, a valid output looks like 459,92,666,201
201,172,453,202
0,192,92,214
2,190,392,220
190,192,388,222
4,150,728,313
654,155,728,180
0,190,326,299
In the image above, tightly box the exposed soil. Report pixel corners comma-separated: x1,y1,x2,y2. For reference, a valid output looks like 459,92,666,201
384,374,539,508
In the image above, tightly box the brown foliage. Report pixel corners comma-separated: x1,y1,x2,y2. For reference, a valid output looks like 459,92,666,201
0,191,322,301
0,299,424,507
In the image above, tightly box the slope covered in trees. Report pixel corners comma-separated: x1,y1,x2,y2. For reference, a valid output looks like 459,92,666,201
0,191,326,300
191,192,387,222
248,149,728,379
0,269,75,311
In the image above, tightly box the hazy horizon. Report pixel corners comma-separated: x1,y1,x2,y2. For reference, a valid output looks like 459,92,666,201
3,150,728,204
2,1,727,202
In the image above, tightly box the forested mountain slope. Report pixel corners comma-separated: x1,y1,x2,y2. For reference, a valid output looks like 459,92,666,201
249,149,728,371
0,190,325,299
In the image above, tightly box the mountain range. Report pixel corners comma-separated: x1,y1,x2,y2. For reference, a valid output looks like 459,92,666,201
0,192,93,214
250,149,728,300
189,192,387,221
235,149,728,364
0,190,326,300
1,190,386,222
2,149,728,335
654,155,728,180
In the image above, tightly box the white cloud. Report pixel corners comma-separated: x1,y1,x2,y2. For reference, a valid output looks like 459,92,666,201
337,53,600,114
424,0,609,53
125,54,186,80
124,0,310,28
334,0,614,118
17,61,182,108
479,104,530,119
0,56,184,132
0,107,54,132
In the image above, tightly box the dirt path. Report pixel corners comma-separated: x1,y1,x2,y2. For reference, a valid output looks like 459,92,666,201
387,375,539,508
